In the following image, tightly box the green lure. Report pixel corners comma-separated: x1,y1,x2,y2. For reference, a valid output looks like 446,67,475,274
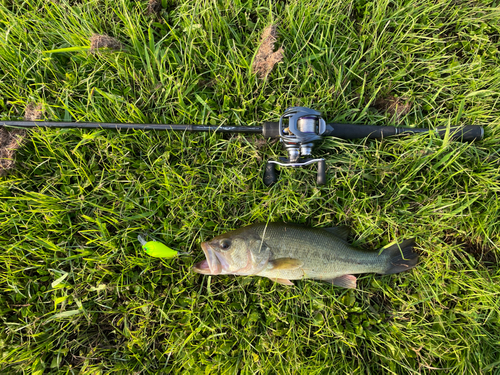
138,235,178,258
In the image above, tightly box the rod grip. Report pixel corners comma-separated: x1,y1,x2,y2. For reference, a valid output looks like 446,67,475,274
324,123,397,139
324,123,484,142
436,126,484,142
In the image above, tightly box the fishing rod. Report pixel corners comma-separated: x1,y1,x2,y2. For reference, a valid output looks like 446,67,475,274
1,107,484,186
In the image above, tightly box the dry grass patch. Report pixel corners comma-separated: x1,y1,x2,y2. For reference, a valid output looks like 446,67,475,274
24,102,44,121
252,25,284,78
0,128,25,176
0,103,42,175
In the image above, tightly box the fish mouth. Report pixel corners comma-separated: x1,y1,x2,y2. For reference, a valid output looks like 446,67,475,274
193,242,222,275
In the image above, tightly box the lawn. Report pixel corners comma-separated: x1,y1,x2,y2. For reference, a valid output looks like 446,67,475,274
1,0,500,373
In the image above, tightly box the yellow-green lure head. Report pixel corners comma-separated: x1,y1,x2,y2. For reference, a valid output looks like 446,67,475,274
138,235,178,258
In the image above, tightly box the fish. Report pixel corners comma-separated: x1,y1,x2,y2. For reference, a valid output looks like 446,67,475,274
193,223,418,288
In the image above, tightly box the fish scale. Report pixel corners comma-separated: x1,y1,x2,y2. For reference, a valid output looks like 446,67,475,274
250,223,389,280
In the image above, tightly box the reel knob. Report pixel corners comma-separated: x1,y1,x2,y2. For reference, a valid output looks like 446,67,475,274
263,162,278,187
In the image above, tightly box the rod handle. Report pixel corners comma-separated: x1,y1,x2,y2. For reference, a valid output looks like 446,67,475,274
324,123,484,142
324,123,397,139
436,126,484,142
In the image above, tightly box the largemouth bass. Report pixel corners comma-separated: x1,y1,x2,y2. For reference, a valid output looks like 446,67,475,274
193,223,417,288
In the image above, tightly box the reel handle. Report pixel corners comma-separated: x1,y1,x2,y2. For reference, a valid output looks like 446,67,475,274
263,159,326,187
317,159,326,185
263,162,278,187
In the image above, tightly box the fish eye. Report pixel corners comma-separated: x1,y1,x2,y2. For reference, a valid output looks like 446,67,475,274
219,239,232,250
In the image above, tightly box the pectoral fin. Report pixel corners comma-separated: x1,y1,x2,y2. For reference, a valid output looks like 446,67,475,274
269,258,304,270
269,278,294,286
325,274,357,289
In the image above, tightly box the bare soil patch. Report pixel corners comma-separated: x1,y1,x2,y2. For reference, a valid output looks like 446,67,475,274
147,0,162,15
90,34,123,53
373,96,412,122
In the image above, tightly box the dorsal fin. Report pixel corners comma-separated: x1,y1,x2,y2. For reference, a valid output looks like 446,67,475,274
269,258,304,270
322,226,351,241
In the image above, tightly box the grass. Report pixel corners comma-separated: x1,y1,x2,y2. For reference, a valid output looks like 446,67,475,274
1,0,500,373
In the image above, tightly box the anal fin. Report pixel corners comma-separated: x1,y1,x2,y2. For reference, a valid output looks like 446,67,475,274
325,274,357,289
269,278,294,286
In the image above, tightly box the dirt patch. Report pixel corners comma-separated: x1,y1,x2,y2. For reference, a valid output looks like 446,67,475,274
24,103,44,121
461,239,497,266
198,79,216,88
147,0,162,15
0,128,25,176
252,25,284,78
373,96,412,122
443,232,497,269
89,34,123,53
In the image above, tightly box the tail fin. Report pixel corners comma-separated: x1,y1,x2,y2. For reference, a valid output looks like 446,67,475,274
383,239,418,274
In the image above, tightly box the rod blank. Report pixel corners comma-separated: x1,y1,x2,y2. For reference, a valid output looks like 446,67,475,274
0,121,263,134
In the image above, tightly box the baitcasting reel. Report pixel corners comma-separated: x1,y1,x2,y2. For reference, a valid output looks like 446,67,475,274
262,107,327,186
